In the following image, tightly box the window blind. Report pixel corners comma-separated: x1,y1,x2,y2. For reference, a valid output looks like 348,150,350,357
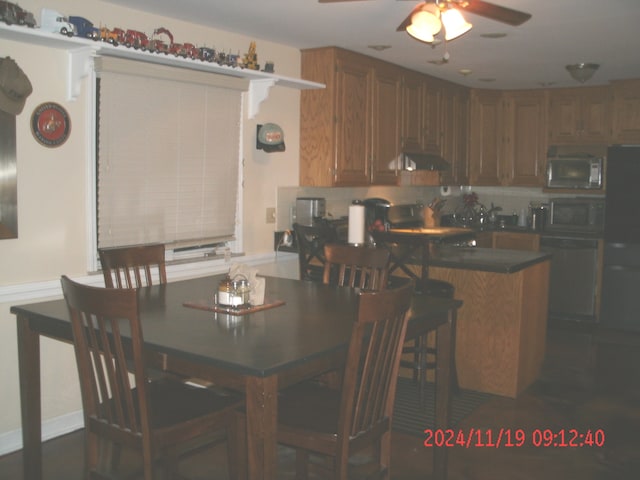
95,59,244,250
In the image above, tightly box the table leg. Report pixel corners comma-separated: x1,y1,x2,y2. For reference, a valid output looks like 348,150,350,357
433,310,454,480
17,314,42,480
245,375,278,480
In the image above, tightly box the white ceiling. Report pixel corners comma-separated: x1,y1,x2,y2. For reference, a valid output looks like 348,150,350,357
102,0,640,90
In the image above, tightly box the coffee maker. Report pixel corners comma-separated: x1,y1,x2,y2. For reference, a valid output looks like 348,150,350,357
362,198,392,229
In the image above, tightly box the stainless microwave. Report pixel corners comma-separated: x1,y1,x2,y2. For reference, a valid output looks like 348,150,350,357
546,197,605,233
546,156,603,189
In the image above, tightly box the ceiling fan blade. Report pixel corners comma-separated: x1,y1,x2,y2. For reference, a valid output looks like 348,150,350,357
459,0,531,26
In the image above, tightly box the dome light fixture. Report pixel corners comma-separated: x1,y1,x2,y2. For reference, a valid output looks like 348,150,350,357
406,2,471,44
441,7,472,41
406,3,442,43
566,63,600,83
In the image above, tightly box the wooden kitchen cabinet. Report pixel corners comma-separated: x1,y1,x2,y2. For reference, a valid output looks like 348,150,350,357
502,90,547,187
403,72,469,186
440,84,470,185
611,79,640,143
401,70,424,153
300,47,400,186
400,72,445,155
333,54,372,185
469,89,503,185
422,78,444,154
475,230,540,251
474,231,493,248
492,231,540,251
469,89,547,187
371,62,402,184
547,86,611,144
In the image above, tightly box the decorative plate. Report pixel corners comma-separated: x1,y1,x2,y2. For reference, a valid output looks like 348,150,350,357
31,102,71,147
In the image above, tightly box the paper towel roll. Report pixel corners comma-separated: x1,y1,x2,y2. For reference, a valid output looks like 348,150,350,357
348,204,366,245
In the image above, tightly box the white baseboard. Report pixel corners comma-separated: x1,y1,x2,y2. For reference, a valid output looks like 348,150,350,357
0,410,84,457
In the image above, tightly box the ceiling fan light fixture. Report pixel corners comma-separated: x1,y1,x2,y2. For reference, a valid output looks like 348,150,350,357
406,4,441,43
565,63,600,83
442,7,472,41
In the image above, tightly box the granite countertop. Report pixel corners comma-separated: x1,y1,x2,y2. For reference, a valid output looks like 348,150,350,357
428,246,552,274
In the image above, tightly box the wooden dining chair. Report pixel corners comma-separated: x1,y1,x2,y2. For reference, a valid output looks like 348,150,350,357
275,281,414,480
60,275,243,480
98,243,185,383
293,222,338,282
323,243,391,291
99,243,167,288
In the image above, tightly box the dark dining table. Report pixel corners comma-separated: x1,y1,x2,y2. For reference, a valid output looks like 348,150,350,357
11,274,460,480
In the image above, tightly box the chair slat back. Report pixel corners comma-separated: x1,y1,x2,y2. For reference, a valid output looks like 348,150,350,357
338,281,413,440
61,276,151,438
323,244,390,291
293,223,338,282
99,244,167,289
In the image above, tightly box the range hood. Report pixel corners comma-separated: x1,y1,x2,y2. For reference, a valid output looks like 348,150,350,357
402,151,450,171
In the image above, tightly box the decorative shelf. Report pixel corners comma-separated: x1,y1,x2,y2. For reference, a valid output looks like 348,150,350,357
1,23,325,117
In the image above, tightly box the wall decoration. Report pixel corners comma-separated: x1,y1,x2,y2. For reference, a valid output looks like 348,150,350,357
0,56,33,115
30,102,71,147
0,110,18,239
256,123,285,153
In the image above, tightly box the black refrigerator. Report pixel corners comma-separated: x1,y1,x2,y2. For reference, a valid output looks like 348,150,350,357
600,145,640,331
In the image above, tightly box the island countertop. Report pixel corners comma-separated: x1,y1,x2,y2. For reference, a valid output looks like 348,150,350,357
428,246,552,274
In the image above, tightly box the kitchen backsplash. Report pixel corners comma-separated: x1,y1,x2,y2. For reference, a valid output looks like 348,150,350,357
275,185,604,231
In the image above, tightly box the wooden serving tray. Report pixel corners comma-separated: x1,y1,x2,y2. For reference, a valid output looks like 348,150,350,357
183,298,285,316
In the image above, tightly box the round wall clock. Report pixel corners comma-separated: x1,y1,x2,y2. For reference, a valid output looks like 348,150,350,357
31,102,71,147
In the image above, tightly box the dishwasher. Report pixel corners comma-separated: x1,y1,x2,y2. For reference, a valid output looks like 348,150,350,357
540,235,599,323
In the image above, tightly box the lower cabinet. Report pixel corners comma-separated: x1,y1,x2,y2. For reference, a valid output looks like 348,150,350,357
475,231,541,251
493,231,541,251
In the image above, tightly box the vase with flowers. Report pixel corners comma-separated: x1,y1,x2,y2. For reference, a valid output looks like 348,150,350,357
456,191,483,226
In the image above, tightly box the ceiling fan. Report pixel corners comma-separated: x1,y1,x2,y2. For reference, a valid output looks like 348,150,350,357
319,1,532,38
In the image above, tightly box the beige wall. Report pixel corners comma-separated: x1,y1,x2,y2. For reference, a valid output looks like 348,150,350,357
0,0,301,447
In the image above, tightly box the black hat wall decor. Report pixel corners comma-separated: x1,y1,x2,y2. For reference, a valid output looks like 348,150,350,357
0,57,33,116
256,123,285,153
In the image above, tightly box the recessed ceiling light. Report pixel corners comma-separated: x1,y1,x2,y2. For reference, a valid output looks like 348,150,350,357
480,33,507,39
368,45,391,51
458,69,473,76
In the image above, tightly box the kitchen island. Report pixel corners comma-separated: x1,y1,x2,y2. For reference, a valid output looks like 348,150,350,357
404,246,551,398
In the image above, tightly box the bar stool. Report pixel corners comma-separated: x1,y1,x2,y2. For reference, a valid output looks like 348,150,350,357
401,278,459,404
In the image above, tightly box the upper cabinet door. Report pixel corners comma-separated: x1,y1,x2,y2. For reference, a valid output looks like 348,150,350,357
401,70,424,153
440,85,470,186
371,62,402,185
548,87,610,144
423,79,444,154
334,56,372,186
469,90,504,185
503,90,547,186
611,79,640,143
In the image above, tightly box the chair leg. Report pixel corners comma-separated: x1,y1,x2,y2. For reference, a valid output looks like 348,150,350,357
412,337,422,384
226,417,240,480
295,449,310,480
235,412,248,480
